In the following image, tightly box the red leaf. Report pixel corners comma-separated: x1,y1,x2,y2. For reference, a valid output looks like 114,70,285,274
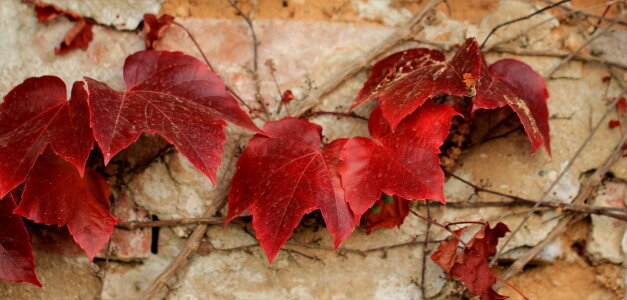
363,195,409,234
0,194,40,287
340,100,459,221
0,76,92,198
281,90,295,104
54,18,94,55
352,38,481,130
474,58,550,155
143,13,175,50
85,50,262,183
432,222,510,300
32,2,92,55
226,118,355,262
618,97,626,116
609,120,621,129
14,149,117,261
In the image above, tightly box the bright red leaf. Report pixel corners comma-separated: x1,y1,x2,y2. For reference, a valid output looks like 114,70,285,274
14,149,117,261
32,1,93,55
340,100,459,221
143,13,175,50
352,38,481,130
85,50,262,183
0,76,92,198
431,222,510,300
363,195,409,234
0,193,40,287
226,118,355,262
474,59,550,155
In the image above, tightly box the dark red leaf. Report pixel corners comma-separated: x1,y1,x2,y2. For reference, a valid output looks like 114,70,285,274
340,100,459,221
609,120,621,129
14,149,117,261
474,58,550,155
85,50,262,183
432,222,510,300
0,194,40,287
33,2,81,22
0,76,92,198
54,18,94,55
352,38,481,130
281,90,294,104
143,13,175,50
363,195,409,233
226,118,355,262
618,97,626,116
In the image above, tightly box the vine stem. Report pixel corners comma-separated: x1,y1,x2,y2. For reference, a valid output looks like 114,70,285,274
538,0,627,27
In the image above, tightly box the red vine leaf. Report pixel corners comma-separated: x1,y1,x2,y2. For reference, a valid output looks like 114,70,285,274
363,195,409,234
431,222,510,300
14,149,116,261
85,50,262,183
341,100,459,221
474,58,550,155
0,76,92,198
143,13,175,50
32,1,93,55
0,193,40,287
352,38,481,130
226,118,355,262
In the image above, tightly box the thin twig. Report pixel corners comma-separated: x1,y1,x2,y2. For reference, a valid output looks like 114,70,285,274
302,111,368,121
420,201,431,298
496,276,530,300
227,0,270,119
537,0,627,27
499,132,626,282
410,209,467,246
546,12,625,78
490,89,626,266
488,46,627,70
116,217,241,230
480,0,572,48
292,0,443,118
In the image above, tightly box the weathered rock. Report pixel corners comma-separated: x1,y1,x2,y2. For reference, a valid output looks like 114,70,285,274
588,181,626,264
44,0,163,30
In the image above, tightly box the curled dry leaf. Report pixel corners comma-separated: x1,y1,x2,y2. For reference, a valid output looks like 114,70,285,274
226,118,354,262
352,38,481,130
143,13,175,50
14,149,117,261
0,76,92,198
363,195,409,234
85,50,262,183
0,193,40,287
341,101,459,221
32,1,93,55
431,222,510,300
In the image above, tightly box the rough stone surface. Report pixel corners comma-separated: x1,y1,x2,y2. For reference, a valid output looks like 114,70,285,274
588,181,626,264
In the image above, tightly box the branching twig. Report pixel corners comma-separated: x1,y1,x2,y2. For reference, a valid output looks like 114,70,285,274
302,111,368,121
490,89,626,266
420,201,431,298
488,46,627,70
292,0,443,118
546,12,625,78
480,0,572,48
537,0,627,27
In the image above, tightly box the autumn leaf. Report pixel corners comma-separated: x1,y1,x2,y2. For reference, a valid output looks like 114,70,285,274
0,76,92,198
0,193,40,287
85,50,262,183
363,195,409,234
143,13,175,50
473,58,550,155
32,1,93,55
14,149,117,261
431,222,510,300
226,118,355,262
352,38,481,130
340,100,459,221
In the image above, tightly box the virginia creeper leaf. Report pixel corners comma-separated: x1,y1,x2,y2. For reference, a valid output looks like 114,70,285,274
226,118,355,262
0,76,92,198
14,149,117,261
341,100,459,221
33,2,80,22
363,195,409,234
432,222,510,300
352,38,481,130
0,194,40,287
474,58,550,155
143,13,175,50
85,50,262,183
